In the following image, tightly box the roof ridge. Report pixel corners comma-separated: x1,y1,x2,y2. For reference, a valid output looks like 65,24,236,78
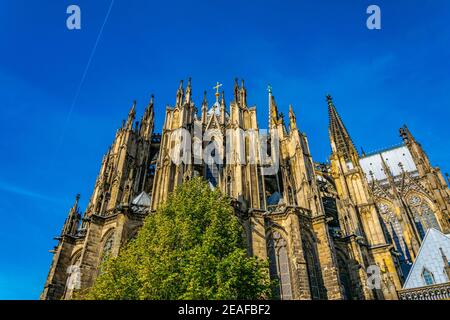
361,142,406,158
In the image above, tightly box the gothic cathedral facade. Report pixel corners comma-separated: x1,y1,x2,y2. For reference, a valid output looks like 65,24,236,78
41,79,450,300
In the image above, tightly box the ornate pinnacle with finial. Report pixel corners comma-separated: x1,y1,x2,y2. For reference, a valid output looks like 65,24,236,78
213,82,222,102
288,104,294,117
267,84,272,95
129,100,136,116
73,193,80,211
326,94,333,105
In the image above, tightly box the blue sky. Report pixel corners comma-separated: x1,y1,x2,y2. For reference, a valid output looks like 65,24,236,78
0,0,449,299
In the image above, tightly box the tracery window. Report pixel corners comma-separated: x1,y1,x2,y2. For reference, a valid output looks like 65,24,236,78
303,240,323,299
407,195,440,239
336,251,352,300
100,231,115,268
205,140,220,187
267,231,292,300
378,204,405,250
63,251,82,299
377,203,411,276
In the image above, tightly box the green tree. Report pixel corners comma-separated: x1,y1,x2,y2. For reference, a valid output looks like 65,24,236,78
84,178,272,300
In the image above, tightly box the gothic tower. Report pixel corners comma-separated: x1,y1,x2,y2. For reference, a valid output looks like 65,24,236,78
326,95,402,300
41,97,158,300
246,88,343,299
399,125,450,233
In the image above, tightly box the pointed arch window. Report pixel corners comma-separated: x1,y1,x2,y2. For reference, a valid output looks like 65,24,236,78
378,203,411,276
267,231,292,300
100,230,115,268
422,268,435,286
63,250,83,299
408,195,441,239
205,139,220,187
303,239,323,299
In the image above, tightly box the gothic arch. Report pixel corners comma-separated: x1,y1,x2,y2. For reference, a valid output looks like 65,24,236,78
264,223,288,239
376,200,411,277
405,191,441,238
301,230,325,300
266,228,293,300
335,247,353,300
100,228,115,264
70,249,82,266
405,190,434,207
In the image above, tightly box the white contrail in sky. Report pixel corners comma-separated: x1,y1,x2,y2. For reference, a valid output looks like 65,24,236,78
56,0,115,152
0,181,62,203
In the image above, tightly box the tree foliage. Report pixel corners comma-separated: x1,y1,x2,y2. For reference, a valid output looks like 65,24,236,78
84,178,272,300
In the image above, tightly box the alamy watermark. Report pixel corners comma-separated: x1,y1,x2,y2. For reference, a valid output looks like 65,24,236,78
66,265,81,290
166,127,280,176
367,5,381,30
366,265,382,289
65,5,380,31
66,5,81,30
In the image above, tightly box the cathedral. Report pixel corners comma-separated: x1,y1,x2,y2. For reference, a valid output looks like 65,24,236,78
41,78,450,300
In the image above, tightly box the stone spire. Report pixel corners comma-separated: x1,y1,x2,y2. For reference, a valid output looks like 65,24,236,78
201,90,208,124
400,125,432,175
233,78,239,104
240,79,247,106
126,101,136,130
176,80,184,107
268,85,278,129
220,90,226,124
440,247,450,280
62,194,81,236
327,95,357,160
399,125,416,144
289,104,297,130
140,94,154,140
185,77,192,104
